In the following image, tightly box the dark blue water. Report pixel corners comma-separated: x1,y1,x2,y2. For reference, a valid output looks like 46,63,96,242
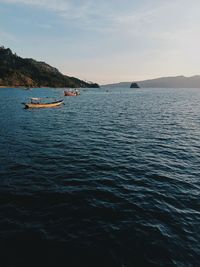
0,87,200,267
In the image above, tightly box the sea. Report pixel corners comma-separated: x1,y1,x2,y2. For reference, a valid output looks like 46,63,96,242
0,87,200,267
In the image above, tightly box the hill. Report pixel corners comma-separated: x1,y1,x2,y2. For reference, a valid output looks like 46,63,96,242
101,82,130,88
102,75,200,88
137,76,200,88
0,46,99,88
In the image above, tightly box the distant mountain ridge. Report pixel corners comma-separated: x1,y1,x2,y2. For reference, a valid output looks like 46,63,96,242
102,75,200,88
0,46,99,88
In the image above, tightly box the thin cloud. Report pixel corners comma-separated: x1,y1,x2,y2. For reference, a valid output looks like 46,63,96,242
0,0,99,28
36,23,52,29
0,30,18,42
0,0,70,12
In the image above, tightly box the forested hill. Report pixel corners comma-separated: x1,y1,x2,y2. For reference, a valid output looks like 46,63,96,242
0,46,99,88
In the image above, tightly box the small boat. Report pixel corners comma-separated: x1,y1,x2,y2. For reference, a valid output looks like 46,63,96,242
24,98,63,109
64,89,80,96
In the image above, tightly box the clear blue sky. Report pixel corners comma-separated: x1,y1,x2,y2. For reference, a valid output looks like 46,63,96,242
1,0,200,84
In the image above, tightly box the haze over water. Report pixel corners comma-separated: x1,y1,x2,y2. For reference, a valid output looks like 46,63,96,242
0,87,200,267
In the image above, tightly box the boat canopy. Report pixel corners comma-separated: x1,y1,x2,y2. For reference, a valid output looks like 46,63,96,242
30,97,62,104
30,98,43,103
31,98,42,101
31,97,56,101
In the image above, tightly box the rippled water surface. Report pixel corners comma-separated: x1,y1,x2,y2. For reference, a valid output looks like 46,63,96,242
0,87,200,267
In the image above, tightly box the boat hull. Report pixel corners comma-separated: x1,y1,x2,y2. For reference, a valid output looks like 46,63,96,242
64,91,80,96
25,100,63,109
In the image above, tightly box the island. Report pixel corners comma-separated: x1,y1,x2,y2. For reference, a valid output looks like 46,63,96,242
0,46,99,88
130,82,139,88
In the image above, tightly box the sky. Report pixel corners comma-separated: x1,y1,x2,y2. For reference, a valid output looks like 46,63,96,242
1,0,200,84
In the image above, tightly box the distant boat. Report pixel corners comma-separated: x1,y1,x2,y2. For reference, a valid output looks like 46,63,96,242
64,89,80,96
24,98,63,109
22,86,31,90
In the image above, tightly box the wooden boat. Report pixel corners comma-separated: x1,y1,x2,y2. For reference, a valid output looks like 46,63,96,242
24,98,63,109
64,90,80,96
